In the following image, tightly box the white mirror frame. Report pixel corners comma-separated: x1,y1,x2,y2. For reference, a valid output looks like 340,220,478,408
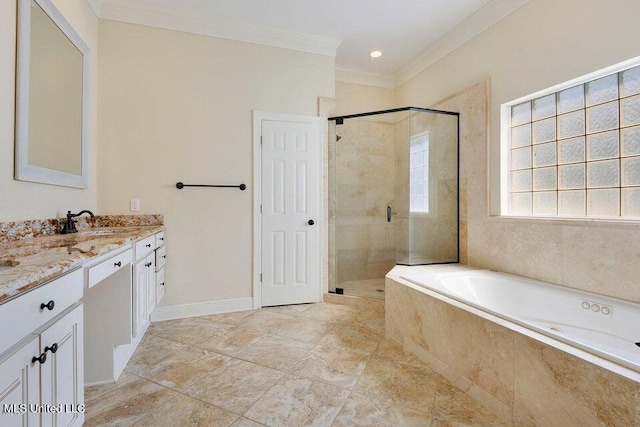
15,0,89,188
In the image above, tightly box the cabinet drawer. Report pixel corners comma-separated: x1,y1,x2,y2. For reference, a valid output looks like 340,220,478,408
86,249,133,289
155,231,165,248
0,268,82,355
155,245,167,271
135,236,155,260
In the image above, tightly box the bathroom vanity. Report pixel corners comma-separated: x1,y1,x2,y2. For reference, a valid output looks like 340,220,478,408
0,217,165,426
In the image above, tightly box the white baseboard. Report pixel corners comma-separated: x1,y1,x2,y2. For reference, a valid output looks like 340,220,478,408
85,378,117,387
150,297,254,322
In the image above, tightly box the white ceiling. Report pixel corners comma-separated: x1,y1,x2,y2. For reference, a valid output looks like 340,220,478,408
90,0,528,87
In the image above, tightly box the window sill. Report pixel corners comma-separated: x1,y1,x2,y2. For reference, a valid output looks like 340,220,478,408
489,214,640,229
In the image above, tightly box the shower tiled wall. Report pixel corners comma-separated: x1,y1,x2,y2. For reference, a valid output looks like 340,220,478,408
334,119,396,284
428,82,487,267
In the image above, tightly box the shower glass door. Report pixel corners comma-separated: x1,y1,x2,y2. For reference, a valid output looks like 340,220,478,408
329,107,459,299
329,112,403,298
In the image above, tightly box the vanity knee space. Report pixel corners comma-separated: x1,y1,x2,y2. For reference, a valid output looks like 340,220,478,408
83,230,166,385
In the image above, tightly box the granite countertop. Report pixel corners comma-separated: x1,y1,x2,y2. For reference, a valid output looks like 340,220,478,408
0,216,164,304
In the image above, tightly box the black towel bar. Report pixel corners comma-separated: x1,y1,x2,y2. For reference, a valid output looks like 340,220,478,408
176,182,247,190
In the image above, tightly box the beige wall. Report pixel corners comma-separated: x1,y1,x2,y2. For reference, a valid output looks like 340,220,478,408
98,20,334,306
0,0,97,221
335,81,396,116
397,0,640,303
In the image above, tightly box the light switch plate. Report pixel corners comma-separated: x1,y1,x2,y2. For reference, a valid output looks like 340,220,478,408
130,199,140,212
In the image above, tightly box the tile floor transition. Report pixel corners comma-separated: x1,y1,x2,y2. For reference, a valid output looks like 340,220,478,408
337,279,385,299
84,302,507,426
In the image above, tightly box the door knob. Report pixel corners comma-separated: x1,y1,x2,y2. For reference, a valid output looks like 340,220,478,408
308,220,315,226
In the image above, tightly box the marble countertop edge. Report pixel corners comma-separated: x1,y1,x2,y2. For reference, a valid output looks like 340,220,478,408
0,224,164,305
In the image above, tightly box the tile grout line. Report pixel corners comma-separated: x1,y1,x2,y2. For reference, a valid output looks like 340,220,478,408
120,371,205,426
359,332,446,421
90,303,400,426
237,367,289,424
350,332,380,390
233,333,316,373
349,337,439,419
124,365,249,424
427,373,441,427
85,371,175,426
187,307,333,424
235,304,384,425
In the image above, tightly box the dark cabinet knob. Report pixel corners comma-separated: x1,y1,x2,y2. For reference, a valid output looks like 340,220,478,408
32,352,47,364
145,262,152,268
308,220,315,226
45,343,58,354
40,300,55,311
162,255,166,259
114,261,122,268
146,243,151,248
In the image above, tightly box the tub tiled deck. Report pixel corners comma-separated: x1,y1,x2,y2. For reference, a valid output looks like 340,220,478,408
386,266,640,427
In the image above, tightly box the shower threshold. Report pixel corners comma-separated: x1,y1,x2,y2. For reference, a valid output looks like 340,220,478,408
336,278,385,299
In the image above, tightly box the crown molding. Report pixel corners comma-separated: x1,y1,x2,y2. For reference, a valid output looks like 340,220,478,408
335,66,395,89
395,0,531,87
97,2,342,57
86,0,102,17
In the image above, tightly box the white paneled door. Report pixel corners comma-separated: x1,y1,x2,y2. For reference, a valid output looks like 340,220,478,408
258,116,321,306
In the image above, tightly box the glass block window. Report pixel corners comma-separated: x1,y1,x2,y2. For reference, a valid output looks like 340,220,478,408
504,62,640,218
410,133,429,213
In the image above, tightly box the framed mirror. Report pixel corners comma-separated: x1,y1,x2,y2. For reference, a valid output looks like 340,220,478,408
15,0,89,188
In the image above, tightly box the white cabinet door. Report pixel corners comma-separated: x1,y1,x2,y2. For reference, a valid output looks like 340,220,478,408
132,258,149,338
133,248,157,338
40,305,84,427
146,254,156,315
0,336,39,426
156,267,165,305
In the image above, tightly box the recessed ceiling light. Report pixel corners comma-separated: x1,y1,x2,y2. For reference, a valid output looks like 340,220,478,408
370,50,382,59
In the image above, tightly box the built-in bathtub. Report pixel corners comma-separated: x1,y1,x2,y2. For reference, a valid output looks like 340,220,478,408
385,265,640,425
400,269,640,373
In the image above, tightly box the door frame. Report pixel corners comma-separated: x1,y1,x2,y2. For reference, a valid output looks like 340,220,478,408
252,110,323,309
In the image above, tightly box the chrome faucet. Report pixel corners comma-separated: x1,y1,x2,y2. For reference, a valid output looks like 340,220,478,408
61,210,95,234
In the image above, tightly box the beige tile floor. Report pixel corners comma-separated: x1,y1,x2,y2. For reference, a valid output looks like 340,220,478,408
85,302,507,427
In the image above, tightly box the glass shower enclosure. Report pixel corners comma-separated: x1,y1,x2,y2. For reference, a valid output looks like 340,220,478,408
328,107,459,299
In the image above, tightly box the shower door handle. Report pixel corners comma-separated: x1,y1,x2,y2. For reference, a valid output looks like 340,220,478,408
387,206,392,223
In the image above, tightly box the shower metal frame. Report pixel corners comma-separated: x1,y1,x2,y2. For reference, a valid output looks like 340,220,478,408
328,106,461,268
